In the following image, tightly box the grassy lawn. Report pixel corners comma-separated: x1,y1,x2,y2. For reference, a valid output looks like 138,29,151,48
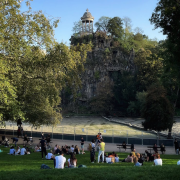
0,145,180,180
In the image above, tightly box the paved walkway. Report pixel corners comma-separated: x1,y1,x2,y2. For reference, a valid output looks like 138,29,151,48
1,135,177,155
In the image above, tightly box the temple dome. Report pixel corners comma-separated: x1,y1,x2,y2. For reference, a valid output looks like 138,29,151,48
81,9,94,22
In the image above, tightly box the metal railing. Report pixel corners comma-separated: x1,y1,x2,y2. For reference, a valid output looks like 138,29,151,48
0,122,177,146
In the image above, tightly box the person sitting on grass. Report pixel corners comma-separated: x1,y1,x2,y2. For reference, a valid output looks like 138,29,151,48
134,156,142,166
9,146,15,155
115,154,119,162
71,145,74,153
46,150,54,160
108,153,115,163
26,147,31,154
112,151,116,157
154,153,162,166
54,151,66,169
136,153,144,165
131,148,136,157
122,153,133,163
68,153,77,168
15,146,21,155
54,146,61,154
54,144,58,152
74,145,80,154
20,145,27,155
35,145,41,152
145,150,154,162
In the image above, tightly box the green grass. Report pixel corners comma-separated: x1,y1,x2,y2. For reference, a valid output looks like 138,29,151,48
0,145,180,180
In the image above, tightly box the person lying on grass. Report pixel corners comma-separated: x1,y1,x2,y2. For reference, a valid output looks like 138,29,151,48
68,153,77,168
134,156,142,166
122,153,133,163
154,153,162,166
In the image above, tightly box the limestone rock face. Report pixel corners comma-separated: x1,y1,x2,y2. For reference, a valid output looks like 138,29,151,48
71,33,135,102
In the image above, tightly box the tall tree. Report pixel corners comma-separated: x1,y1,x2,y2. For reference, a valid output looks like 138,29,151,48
107,17,124,39
150,0,180,79
94,16,111,33
0,0,91,126
142,84,174,134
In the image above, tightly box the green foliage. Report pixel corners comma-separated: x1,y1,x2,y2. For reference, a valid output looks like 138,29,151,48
94,71,100,80
135,48,163,89
150,0,180,80
127,91,147,116
71,34,93,46
107,17,124,39
0,0,91,126
90,77,114,115
95,16,111,33
142,84,174,131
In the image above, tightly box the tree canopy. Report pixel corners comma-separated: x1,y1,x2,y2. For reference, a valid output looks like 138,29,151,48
0,0,91,126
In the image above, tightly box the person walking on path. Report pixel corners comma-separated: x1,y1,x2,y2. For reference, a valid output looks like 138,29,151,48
98,139,105,163
40,137,47,159
11,137,18,147
80,137,85,154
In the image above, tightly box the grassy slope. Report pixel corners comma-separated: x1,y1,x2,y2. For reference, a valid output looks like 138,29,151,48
0,146,180,180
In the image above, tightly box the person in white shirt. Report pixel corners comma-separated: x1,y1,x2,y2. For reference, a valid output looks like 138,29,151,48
54,151,66,169
115,154,119,162
9,146,15,155
68,153,77,168
154,153,162,166
15,146,21,155
20,145,27,155
46,150,54,160
71,145,74,153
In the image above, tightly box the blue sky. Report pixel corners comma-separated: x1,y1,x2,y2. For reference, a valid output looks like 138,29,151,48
20,0,166,45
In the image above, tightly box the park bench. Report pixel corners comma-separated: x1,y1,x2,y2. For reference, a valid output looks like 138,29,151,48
147,146,162,153
117,144,132,152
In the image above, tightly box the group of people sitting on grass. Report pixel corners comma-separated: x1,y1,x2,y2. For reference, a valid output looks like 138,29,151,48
44,148,78,168
52,144,81,155
8,145,31,155
121,148,162,166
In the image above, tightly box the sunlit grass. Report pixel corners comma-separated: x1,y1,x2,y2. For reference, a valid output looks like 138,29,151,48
0,145,180,179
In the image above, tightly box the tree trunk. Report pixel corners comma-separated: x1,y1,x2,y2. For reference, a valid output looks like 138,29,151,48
168,86,179,139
